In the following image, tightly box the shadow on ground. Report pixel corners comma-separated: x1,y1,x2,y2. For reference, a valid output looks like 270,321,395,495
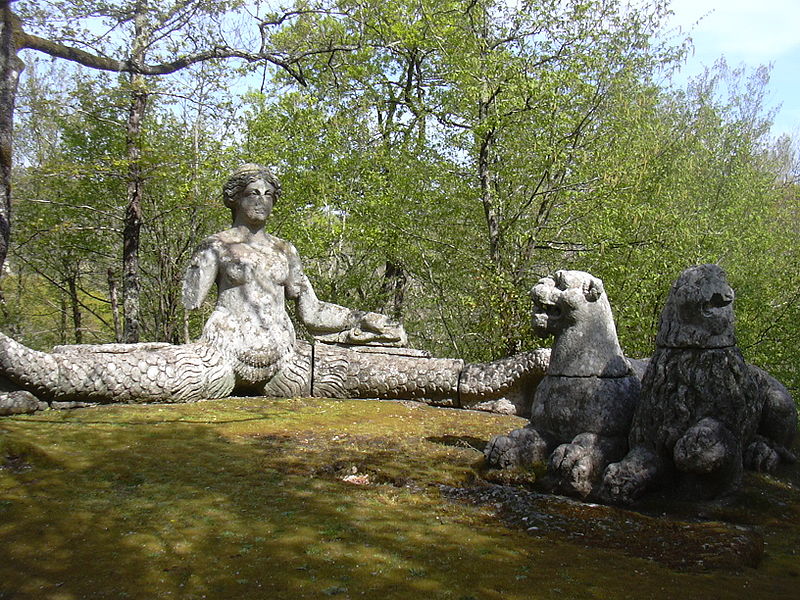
1,397,798,599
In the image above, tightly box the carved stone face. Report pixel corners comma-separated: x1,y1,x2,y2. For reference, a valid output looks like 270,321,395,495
656,264,736,348
235,179,275,226
531,270,606,338
531,277,563,336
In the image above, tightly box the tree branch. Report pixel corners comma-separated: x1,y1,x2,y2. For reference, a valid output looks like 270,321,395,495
14,18,360,86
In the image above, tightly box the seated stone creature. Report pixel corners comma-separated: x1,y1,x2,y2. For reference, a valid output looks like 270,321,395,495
601,264,797,504
484,270,641,498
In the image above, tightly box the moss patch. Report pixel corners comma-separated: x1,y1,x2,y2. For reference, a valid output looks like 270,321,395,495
0,397,798,599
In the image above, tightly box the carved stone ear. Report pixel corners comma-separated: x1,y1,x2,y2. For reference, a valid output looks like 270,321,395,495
531,276,555,301
584,277,604,302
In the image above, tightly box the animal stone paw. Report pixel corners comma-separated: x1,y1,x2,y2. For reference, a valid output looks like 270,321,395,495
484,434,521,469
601,461,647,505
0,390,46,416
549,443,595,498
673,418,734,475
744,439,780,473
599,446,660,505
484,427,550,469
777,446,797,464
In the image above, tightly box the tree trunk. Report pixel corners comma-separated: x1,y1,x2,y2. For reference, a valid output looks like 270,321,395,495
121,2,148,343
58,292,67,345
0,1,23,270
478,122,501,266
381,260,407,320
107,267,121,342
122,85,146,342
473,5,501,268
66,271,82,344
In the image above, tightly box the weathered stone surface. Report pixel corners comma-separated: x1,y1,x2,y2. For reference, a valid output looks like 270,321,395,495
531,270,630,378
484,425,554,470
486,270,640,498
52,342,172,354
750,365,798,454
459,350,550,415
50,400,95,410
601,264,797,504
654,264,736,349
0,164,549,411
531,375,639,440
313,342,462,401
0,390,45,415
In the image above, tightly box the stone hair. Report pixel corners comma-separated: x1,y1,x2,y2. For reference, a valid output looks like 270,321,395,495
222,163,282,209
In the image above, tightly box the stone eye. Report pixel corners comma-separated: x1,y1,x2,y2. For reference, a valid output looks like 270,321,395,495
709,292,732,308
546,305,562,318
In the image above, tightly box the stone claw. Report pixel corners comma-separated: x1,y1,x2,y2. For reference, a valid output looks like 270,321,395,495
549,442,596,497
744,439,780,473
600,446,660,505
484,427,550,470
484,434,521,469
549,433,626,498
777,447,797,464
673,418,734,475
601,462,647,505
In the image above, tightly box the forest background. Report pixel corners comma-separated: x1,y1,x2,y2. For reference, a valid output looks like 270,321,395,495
1,0,798,394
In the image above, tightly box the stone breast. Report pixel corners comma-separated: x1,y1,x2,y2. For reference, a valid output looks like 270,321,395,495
218,242,289,287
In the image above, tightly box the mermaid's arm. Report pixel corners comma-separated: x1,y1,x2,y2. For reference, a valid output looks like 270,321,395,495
182,241,219,310
285,242,405,344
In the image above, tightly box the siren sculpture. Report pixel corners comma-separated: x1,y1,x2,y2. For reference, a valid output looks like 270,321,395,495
0,164,548,413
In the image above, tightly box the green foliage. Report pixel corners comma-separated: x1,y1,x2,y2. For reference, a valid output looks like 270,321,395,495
5,56,236,346
6,68,124,346
564,61,800,389
4,0,800,393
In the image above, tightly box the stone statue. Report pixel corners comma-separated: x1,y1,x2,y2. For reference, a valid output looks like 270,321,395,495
484,270,641,498
0,164,548,412
600,264,797,504
181,163,408,393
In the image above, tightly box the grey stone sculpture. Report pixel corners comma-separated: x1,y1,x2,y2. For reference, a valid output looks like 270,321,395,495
0,389,46,416
484,270,641,498
601,264,797,504
0,164,548,412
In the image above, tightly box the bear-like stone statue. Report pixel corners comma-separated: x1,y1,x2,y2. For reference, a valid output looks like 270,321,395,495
601,264,797,504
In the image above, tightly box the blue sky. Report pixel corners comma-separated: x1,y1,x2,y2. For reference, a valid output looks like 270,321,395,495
666,0,800,138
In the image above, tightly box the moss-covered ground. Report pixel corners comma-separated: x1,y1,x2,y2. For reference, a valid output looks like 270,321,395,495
1,397,798,599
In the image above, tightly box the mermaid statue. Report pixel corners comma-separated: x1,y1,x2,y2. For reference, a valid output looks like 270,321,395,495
0,164,548,413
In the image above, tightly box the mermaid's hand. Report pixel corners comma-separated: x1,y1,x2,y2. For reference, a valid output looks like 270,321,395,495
315,312,407,346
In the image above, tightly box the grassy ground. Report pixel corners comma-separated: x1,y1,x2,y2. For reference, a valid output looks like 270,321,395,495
1,397,798,600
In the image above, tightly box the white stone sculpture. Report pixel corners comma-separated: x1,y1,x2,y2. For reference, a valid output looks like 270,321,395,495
0,164,548,412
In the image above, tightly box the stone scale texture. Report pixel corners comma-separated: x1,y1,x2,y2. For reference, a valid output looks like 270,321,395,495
0,163,549,415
